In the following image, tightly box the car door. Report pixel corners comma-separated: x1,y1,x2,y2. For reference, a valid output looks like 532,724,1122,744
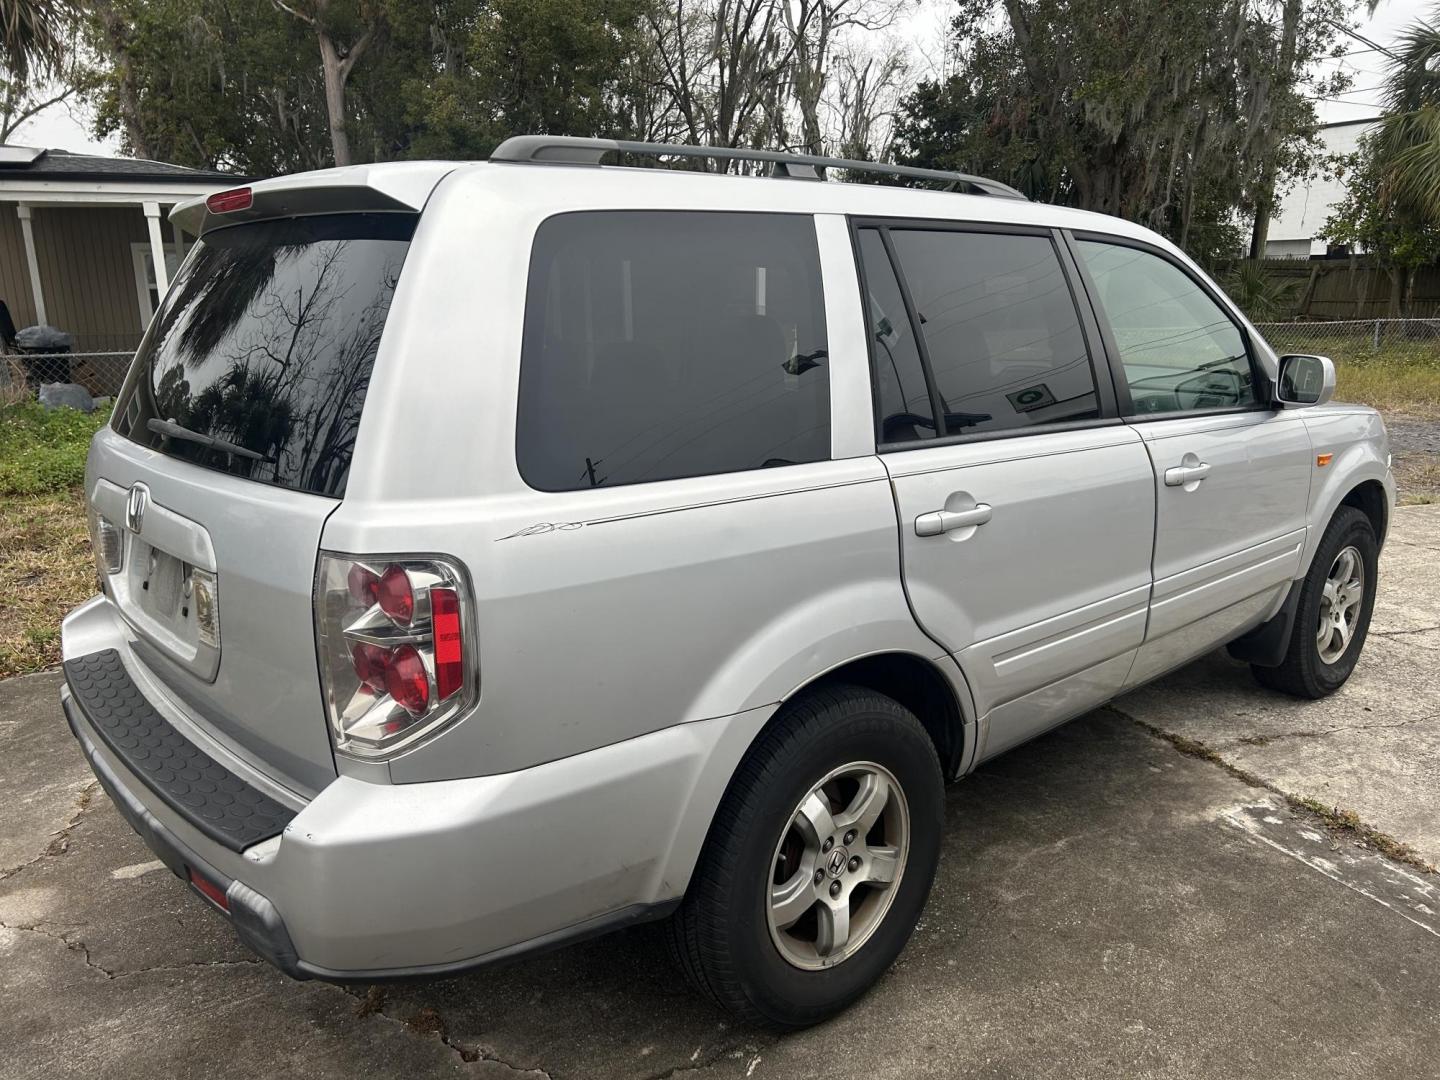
854,223,1157,761
1067,234,1313,687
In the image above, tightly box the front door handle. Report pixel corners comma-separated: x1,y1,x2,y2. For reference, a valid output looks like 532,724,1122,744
1164,462,1211,487
915,503,992,537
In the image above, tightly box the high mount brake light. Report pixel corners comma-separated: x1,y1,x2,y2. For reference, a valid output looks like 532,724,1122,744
315,554,474,758
206,187,252,214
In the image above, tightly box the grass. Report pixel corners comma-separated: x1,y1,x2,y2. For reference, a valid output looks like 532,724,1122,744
1257,332,1440,416
1394,454,1440,504
0,400,109,678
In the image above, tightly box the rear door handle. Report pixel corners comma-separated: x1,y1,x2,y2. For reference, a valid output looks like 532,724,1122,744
915,503,992,537
1164,462,1211,487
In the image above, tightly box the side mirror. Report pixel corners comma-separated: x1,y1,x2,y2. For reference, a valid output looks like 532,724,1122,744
1274,354,1335,407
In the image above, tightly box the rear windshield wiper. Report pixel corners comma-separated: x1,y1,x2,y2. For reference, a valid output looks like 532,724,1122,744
147,418,273,463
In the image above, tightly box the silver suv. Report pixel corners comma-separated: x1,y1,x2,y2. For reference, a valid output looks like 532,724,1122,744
61,137,1394,1029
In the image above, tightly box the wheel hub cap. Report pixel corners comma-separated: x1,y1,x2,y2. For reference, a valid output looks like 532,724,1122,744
765,761,910,971
1317,545,1365,665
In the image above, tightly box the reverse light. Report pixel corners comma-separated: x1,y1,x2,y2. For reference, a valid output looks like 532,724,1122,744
347,564,379,605
88,509,124,575
315,554,474,758
206,186,252,214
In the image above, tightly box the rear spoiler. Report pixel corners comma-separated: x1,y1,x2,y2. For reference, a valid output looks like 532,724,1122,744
170,161,461,236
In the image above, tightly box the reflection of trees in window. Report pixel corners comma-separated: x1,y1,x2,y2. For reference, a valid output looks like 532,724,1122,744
147,237,401,492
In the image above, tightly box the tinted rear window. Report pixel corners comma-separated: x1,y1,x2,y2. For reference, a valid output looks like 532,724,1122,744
114,214,413,497
516,211,830,491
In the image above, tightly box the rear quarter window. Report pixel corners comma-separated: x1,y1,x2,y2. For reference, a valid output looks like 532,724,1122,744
114,213,413,497
516,211,830,491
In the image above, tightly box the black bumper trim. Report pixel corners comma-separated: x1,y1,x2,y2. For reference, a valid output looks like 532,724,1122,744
62,693,309,979
62,649,296,852
294,899,681,984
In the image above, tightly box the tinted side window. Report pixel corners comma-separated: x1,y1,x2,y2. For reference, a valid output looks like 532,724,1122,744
1076,240,1256,415
888,229,1098,435
517,212,830,491
856,228,937,443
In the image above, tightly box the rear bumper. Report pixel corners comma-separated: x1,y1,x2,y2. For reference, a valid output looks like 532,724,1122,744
60,599,773,979
62,695,306,976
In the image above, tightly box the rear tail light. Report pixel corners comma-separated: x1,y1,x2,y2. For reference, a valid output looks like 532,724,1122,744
377,564,415,624
315,553,474,758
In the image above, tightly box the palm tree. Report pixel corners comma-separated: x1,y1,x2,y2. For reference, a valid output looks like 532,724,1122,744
0,0,71,82
1376,14,1440,221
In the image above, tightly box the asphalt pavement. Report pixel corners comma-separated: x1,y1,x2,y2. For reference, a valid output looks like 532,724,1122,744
3,506,1437,1080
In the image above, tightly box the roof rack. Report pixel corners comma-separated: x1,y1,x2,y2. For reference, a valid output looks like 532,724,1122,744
488,135,1028,200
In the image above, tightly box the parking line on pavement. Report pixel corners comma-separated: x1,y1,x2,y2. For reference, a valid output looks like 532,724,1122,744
1221,800,1440,939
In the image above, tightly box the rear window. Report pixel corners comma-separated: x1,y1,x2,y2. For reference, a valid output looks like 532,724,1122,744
114,213,413,497
516,211,830,491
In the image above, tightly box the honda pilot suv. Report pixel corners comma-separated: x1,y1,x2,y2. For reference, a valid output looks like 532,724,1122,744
61,136,1394,1029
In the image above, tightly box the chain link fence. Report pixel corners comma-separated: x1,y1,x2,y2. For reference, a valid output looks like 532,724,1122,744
0,350,134,402
1252,318,1440,359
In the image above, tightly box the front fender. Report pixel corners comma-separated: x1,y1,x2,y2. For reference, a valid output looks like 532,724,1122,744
1299,407,1394,571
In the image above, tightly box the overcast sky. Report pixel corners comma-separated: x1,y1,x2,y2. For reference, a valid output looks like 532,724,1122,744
9,0,1433,161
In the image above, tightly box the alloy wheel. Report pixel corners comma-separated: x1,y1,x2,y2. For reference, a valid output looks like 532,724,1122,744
1317,544,1365,665
765,761,910,970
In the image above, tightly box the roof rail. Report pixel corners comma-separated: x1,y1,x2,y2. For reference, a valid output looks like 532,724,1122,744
488,135,1028,200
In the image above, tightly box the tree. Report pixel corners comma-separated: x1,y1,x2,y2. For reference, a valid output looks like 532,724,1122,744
1369,15,1440,225
1326,134,1440,315
86,0,334,174
636,0,911,163
0,0,71,82
777,0,905,155
0,5,91,143
83,0,911,174
400,0,653,160
272,0,385,166
892,0,1357,264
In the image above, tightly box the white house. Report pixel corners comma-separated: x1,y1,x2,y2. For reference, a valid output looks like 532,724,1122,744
1264,117,1379,259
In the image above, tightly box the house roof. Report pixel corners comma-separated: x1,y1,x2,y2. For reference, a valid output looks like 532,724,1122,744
0,146,241,185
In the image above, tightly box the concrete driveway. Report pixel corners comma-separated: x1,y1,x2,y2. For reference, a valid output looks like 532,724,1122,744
3,507,1438,1080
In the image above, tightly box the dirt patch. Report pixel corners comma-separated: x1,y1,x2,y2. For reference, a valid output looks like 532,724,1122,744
1381,413,1440,504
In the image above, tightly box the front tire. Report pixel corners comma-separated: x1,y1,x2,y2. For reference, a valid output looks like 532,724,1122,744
668,685,943,1029
1253,505,1378,699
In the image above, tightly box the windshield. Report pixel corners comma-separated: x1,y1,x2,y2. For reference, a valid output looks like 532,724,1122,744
113,213,414,497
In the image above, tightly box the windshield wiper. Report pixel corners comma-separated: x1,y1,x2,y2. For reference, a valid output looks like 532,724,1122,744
147,418,273,463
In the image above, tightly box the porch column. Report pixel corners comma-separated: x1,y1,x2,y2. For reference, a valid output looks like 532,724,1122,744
143,201,170,294
15,202,46,325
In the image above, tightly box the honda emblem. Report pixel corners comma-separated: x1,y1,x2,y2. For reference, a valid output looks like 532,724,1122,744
125,482,150,534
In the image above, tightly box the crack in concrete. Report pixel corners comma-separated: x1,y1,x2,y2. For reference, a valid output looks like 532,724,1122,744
641,1039,774,1080
0,780,100,882
361,999,555,1077
1228,711,1440,747
1107,704,1436,875
1373,624,1440,638
0,918,262,979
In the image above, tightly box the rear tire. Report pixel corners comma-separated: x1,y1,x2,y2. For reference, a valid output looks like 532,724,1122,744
667,685,943,1030
1252,506,1378,699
